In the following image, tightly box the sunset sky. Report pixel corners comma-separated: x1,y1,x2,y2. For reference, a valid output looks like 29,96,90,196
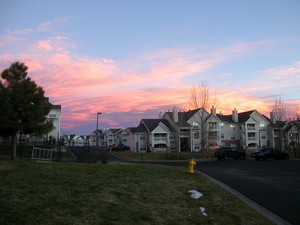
1,0,299,135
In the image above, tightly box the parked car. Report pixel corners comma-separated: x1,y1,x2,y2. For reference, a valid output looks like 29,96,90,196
214,147,246,160
110,144,130,151
251,147,289,160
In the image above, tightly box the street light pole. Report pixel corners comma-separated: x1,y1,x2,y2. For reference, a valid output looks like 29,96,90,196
96,112,102,147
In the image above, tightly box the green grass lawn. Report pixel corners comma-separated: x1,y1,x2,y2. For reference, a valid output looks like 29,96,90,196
0,160,274,225
111,151,215,161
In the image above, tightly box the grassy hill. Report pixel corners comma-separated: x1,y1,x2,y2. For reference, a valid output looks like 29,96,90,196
0,160,274,225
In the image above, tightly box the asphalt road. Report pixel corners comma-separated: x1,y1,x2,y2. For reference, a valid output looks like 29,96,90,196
142,159,300,225
196,160,300,225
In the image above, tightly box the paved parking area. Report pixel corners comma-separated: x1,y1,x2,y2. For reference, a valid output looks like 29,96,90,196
197,160,300,225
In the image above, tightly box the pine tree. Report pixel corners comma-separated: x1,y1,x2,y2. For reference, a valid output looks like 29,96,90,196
0,62,53,160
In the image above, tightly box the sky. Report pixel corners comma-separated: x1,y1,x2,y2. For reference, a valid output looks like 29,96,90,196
0,0,299,135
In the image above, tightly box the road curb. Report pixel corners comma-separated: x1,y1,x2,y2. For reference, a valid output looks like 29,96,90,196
197,170,291,225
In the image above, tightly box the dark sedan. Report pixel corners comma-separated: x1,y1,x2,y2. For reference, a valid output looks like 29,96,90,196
251,147,289,160
110,144,130,151
214,147,246,160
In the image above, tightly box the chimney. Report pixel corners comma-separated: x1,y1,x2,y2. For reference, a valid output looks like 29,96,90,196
173,107,178,123
211,106,216,115
270,111,276,124
232,108,238,122
159,111,163,119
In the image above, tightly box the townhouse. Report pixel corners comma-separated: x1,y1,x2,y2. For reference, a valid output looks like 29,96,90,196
268,115,300,151
125,119,175,152
125,107,277,153
14,97,62,144
63,134,90,146
46,98,62,142
84,107,299,154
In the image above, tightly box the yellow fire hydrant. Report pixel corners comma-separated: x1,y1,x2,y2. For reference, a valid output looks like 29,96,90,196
187,157,196,174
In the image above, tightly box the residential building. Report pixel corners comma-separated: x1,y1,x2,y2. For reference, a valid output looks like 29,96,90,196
103,128,122,147
162,107,270,152
63,134,90,146
46,98,61,142
16,97,61,144
163,107,210,152
90,129,103,146
126,119,175,152
114,129,129,146
284,121,300,148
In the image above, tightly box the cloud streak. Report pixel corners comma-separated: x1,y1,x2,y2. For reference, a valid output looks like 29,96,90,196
0,21,298,134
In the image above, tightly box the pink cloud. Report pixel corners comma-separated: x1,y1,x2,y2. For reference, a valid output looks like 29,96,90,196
263,61,300,77
0,29,32,47
35,40,54,51
1,28,296,134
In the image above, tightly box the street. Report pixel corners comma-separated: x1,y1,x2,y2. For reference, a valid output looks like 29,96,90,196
143,159,300,225
197,160,300,225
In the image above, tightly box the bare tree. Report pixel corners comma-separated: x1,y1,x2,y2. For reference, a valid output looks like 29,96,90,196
273,96,286,121
190,78,209,110
190,78,210,155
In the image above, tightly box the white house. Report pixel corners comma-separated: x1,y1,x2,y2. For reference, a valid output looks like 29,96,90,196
114,129,130,146
161,107,271,152
126,119,175,152
235,109,269,149
102,128,122,147
46,98,61,142
163,107,211,152
63,134,89,146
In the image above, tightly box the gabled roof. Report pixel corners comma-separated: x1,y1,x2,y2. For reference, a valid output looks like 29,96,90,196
216,114,234,123
141,119,174,132
129,124,147,133
81,135,90,140
115,128,128,135
92,129,103,134
105,128,122,134
238,110,256,123
164,108,207,127
292,121,300,129
46,97,61,109
283,121,300,132
269,121,286,129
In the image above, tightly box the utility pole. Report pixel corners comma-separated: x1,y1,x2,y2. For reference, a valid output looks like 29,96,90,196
96,112,102,147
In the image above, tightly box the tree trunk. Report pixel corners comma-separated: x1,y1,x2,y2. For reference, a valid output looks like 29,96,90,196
11,133,17,160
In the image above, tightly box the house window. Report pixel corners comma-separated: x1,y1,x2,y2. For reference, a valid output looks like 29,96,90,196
248,133,256,140
194,132,200,139
193,122,199,128
208,131,218,141
194,144,200,151
208,122,217,129
247,124,256,130
180,129,189,132
154,133,167,141
49,113,56,118
140,133,145,140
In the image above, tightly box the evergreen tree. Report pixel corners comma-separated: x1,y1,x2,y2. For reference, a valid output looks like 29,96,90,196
0,62,53,160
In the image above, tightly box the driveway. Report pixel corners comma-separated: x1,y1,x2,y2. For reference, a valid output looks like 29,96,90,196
196,159,300,225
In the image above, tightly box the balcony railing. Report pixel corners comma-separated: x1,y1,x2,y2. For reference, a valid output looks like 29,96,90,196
208,136,219,141
154,137,167,141
247,137,256,140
